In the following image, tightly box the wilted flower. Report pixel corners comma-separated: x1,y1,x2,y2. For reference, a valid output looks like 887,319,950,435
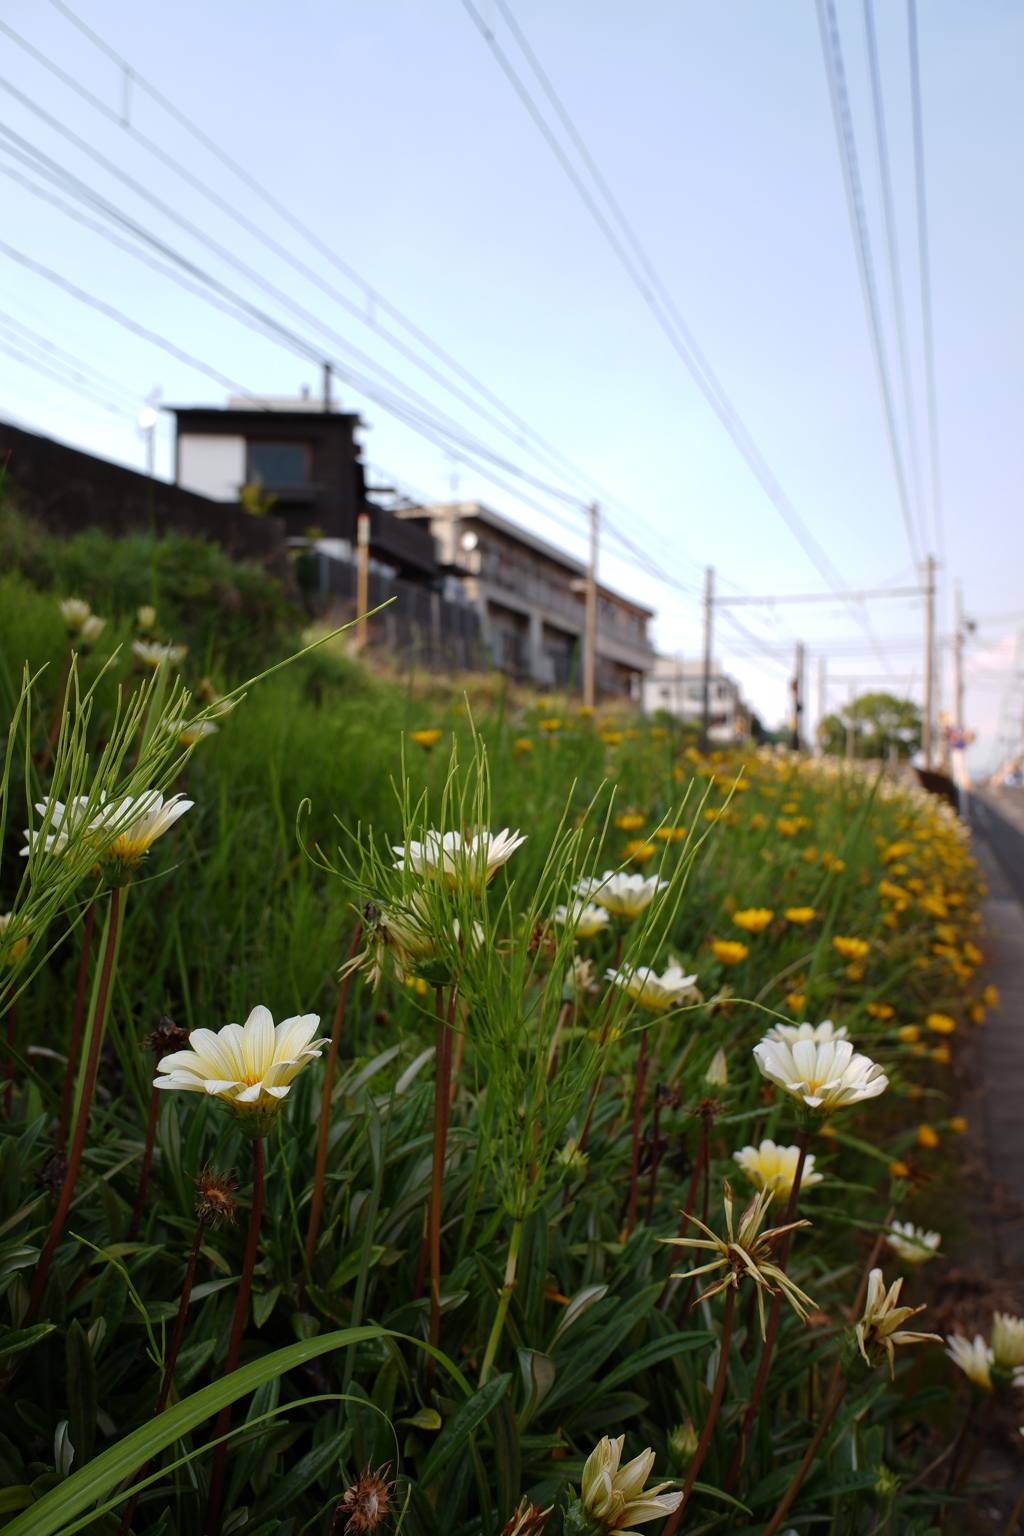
753,1035,888,1122
330,1464,396,1535
606,962,699,1013
499,1499,553,1536
554,901,610,938
140,1015,191,1058
705,1047,728,1087
851,1268,940,1379
885,1221,941,1268
136,604,156,632
193,1167,238,1228
393,827,526,890
711,939,748,966
563,955,595,999
662,1183,814,1338
576,871,668,920
764,1019,849,1046
946,1333,992,1392
132,639,187,669
155,1004,324,1138
563,1435,682,1536
732,1139,823,1198
93,792,193,886
732,907,773,933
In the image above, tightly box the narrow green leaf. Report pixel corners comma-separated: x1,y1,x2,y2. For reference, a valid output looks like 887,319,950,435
253,1430,346,1522
418,1373,512,1487
65,1322,96,1466
0,1325,55,1363
0,1489,34,1514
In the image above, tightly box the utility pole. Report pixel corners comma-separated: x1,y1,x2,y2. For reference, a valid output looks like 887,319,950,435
354,511,370,651
583,502,598,710
953,579,964,729
923,554,935,770
816,654,827,756
700,566,714,752
322,361,333,412
846,681,856,760
790,642,805,752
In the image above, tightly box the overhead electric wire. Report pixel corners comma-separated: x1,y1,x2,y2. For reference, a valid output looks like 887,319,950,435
0,332,134,419
815,0,920,570
862,0,926,553
0,305,142,406
906,0,944,561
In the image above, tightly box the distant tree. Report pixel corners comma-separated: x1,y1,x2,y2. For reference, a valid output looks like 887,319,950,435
819,692,922,760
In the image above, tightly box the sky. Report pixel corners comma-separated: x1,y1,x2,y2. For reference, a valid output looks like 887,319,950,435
0,0,1022,768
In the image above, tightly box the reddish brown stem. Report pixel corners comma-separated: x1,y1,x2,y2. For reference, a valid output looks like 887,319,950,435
57,900,95,1154
127,1081,162,1243
204,1138,264,1535
117,1216,206,1534
304,921,362,1282
760,1378,849,1536
661,1285,736,1535
625,1023,650,1236
27,888,121,1325
724,1129,809,1490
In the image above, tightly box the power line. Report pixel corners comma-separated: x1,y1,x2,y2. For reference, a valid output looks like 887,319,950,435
906,0,945,562
0,332,135,419
815,0,920,569
862,0,927,554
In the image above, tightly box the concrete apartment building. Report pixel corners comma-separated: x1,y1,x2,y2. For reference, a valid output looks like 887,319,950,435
397,501,655,695
642,656,747,741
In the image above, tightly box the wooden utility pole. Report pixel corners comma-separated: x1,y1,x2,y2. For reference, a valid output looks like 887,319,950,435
583,502,598,710
322,361,332,412
846,681,856,760
354,511,370,651
816,654,826,756
700,566,714,751
923,553,935,769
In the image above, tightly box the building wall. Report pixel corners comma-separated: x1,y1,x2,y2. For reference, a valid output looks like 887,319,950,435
642,658,745,741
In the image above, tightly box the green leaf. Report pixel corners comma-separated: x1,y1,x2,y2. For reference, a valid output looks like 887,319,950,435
690,1483,752,1514
65,1322,96,1466
3,1326,387,1536
326,1246,385,1293
399,1409,442,1432
418,1374,512,1487
492,1395,520,1528
0,1488,34,1514
252,1285,281,1330
0,1327,55,1364
576,1331,714,1405
804,1467,884,1499
253,1430,346,1522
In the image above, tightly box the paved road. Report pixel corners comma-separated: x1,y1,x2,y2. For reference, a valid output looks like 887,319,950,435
971,787,1024,908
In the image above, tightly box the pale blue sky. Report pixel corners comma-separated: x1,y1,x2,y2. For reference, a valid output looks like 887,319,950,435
1,1,1021,764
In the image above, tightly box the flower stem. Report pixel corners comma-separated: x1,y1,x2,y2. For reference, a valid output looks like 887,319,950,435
27,887,122,1326
760,1377,849,1536
427,985,455,1379
724,1128,809,1490
625,1022,650,1237
304,920,362,1284
479,1216,524,1385
661,1285,736,1535
57,899,95,1154
117,1215,206,1535
204,1138,264,1536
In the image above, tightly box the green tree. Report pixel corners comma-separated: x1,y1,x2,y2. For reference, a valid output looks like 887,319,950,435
819,691,922,760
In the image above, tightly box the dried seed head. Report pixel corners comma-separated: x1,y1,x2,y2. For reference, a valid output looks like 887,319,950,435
141,1015,190,1058
500,1499,552,1536
331,1464,395,1534
38,1151,69,1192
193,1167,238,1228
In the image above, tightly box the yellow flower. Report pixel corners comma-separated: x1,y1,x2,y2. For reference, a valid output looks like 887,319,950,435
897,1025,920,1044
926,1012,956,1035
732,1139,823,1198
963,940,982,965
832,936,869,961
602,731,623,746
919,893,949,919
882,841,914,864
786,992,805,1013
623,840,656,864
867,1003,895,1019
575,1435,682,1533
578,704,595,718
733,908,773,934
155,1004,324,1138
538,718,562,732
784,907,816,925
889,1159,910,1177
801,846,818,864
0,914,29,967
970,1003,985,1025
712,940,749,966
983,984,1000,1008
654,825,687,843
512,737,534,755
749,812,767,830
410,729,443,750
615,812,646,832
649,726,667,739
781,801,799,814
916,1124,940,1149
949,1115,968,1134
878,880,910,902
776,818,798,837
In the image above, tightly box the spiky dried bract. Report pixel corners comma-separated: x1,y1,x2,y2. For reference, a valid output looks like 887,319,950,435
193,1167,238,1228
331,1464,395,1534
661,1182,815,1338
140,1015,191,1057
852,1268,941,1379
500,1498,552,1536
